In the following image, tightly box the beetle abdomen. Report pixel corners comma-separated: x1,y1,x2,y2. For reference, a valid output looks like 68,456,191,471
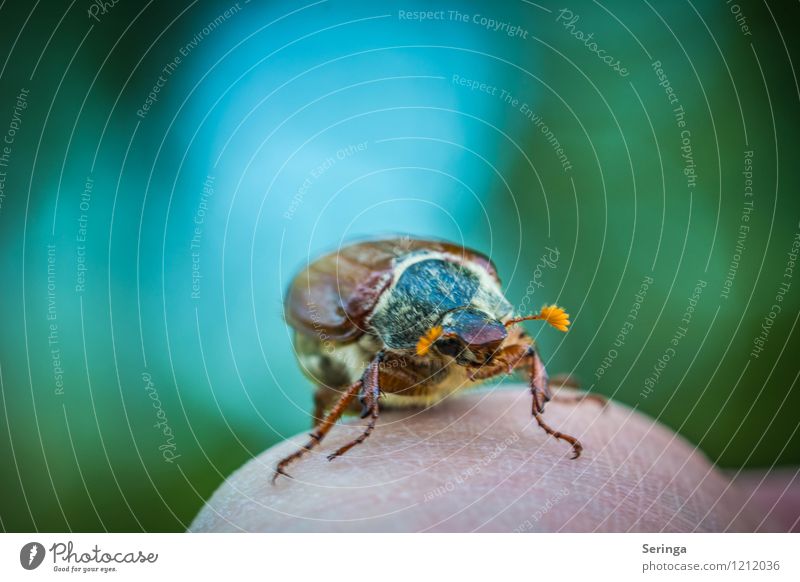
294,333,379,387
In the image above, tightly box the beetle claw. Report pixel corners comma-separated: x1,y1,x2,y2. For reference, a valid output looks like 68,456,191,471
569,440,583,459
271,467,294,484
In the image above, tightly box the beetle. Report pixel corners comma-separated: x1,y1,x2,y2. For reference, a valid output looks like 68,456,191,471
274,237,599,481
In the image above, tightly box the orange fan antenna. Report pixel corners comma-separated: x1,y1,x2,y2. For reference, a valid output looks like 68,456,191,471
505,305,571,332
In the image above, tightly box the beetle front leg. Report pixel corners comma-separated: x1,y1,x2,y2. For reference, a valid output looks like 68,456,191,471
519,345,583,459
466,342,529,381
327,352,383,461
528,345,552,415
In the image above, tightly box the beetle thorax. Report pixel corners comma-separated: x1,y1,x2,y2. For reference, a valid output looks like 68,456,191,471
367,251,513,351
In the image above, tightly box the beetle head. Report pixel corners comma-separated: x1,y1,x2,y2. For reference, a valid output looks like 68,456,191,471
418,307,507,365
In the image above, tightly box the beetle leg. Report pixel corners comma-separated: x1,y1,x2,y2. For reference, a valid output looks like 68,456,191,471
532,410,583,459
466,342,529,381
548,373,608,408
311,385,353,427
516,344,583,459
528,345,552,414
312,389,327,426
327,352,383,461
549,391,607,407
273,379,362,483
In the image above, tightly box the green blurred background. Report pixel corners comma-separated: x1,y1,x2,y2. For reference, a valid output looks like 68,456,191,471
0,0,798,531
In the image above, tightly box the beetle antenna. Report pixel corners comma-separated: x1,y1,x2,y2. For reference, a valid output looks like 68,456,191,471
504,314,543,326
505,305,571,333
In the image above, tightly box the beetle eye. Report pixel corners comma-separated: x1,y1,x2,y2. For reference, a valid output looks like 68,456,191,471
435,337,463,358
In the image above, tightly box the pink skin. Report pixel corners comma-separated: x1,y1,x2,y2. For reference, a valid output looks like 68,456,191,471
190,387,783,533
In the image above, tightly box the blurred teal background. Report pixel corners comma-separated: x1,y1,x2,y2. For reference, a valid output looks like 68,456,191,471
0,0,798,531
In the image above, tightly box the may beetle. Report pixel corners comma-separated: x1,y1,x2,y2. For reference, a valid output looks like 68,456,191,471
275,237,595,481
